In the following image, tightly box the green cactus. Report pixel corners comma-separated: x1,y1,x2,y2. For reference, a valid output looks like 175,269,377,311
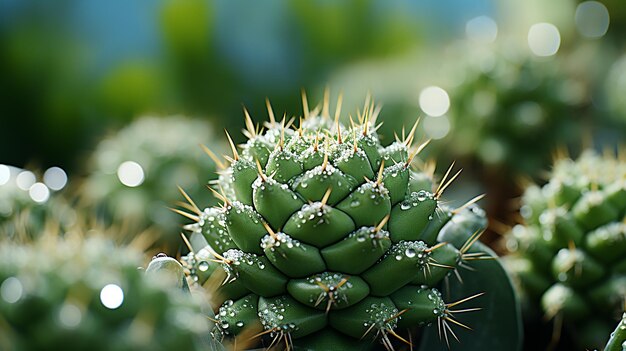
604,312,626,351
83,115,223,252
0,234,218,351
0,164,75,240
178,95,521,350
442,43,584,175
505,150,626,349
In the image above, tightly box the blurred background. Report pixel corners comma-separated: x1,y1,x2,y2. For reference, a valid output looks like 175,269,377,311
1,0,625,233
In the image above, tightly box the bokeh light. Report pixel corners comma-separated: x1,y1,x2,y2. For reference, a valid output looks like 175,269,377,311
575,1,610,39
466,16,498,44
100,284,124,309
28,182,50,203
117,161,145,187
0,277,23,304
528,23,561,57
423,115,451,139
58,303,82,328
419,86,450,117
0,165,10,186
15,171,36,191
43,167,68,191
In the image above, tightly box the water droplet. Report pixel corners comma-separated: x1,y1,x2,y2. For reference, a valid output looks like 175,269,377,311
198,261,210,272
417,190,428,201
405,248,416,258
100,284,124,309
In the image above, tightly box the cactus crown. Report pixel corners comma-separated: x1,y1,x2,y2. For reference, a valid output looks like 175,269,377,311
179,93,490,350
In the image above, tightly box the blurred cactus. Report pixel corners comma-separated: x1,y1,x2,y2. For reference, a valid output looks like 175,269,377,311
83,115,223,253
505,150,626,349
441,43,585,175
0,234,216,351
0,164,75,240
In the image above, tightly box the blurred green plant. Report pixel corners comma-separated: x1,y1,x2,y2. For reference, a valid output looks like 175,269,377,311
0,233,217,351
0,0,93,169
440,42,585,176
82,115,223,253
0,164,76,240
504,150,626,349
289,0,422,69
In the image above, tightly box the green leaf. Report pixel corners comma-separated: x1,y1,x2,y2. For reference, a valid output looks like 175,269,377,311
418,242,523,351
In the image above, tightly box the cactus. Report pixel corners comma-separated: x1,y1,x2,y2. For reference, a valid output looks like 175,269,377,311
442,44,584,176
0,233,218,351
604,312,626,351
505,150,626,349
177,94,521,350
83,115,223,252
0,164,75,240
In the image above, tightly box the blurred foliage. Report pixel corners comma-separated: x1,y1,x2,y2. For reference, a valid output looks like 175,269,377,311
440,42,585,175
0,0,429,172
82,115,223,254
0,234,212,351
0,165,77,241
0,0,92,170
504,150,626,349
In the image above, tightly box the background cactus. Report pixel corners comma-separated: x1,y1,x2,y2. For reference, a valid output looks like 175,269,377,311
0,233,215,351
504,150,626,349
0,164,75,240
82,115,223,253
177,95,521,350
441,42,585,176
